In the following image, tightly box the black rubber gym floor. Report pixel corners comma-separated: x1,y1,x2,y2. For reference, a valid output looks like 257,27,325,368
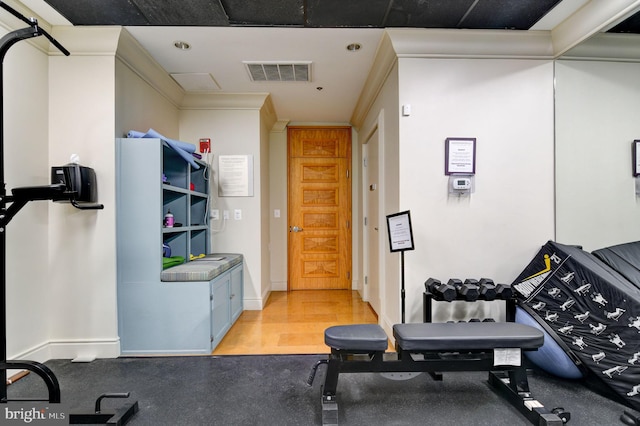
5,354,634,425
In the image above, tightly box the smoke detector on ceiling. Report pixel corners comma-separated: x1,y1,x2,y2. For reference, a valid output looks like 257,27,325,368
243,61,312,82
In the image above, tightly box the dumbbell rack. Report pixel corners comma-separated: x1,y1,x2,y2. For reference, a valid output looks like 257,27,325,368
423,278,516,323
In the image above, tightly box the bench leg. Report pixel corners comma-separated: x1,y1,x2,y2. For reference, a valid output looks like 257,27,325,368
321,394,338,426
322,357,340,397
488,370,569,425
321,356,341,425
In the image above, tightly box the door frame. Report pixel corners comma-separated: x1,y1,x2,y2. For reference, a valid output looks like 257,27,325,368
362,111,385,320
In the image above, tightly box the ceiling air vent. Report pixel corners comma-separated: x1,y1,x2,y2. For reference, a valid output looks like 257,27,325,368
243,62,311,82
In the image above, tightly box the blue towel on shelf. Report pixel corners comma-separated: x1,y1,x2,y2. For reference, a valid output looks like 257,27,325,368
127,128,200,170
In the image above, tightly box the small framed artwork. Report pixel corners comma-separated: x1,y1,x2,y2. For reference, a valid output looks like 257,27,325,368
634,140,640,177
445,137,476,175
386,210,415,252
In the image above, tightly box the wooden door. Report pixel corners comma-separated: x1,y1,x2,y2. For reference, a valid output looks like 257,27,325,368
288,126,352,290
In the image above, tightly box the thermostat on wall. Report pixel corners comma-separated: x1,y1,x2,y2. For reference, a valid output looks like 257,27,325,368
448,174,474,195
452,177,472,190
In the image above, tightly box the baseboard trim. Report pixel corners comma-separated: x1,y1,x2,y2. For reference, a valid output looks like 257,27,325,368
10,339,121,363
244,297,265,310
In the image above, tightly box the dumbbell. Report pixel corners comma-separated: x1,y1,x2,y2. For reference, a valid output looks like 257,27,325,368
449,278,479,301
495,283,513,300
424,278,456,302
477,278,497,301
479,278,513,300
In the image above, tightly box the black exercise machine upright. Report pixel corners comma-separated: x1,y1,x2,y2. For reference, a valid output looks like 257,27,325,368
0,2,137,424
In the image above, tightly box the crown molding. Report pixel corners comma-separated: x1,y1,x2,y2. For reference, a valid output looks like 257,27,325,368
115,28,185,107
552,0,640,57
50,26,121,56
0,1,57,55
561,33,640,62
181,92,270,110
351,28,555,129
386,28,554,59
350,32,397,130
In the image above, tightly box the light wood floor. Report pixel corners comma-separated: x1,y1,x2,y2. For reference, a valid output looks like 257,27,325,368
213,290,378,355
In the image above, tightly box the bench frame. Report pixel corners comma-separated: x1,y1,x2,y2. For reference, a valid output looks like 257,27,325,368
318,329,568,426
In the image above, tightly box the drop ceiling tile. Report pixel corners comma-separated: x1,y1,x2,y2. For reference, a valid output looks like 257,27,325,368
306,0,390,27
460,0,563,30
132,0,229,26
45,0,149,25
608,10,640,34
222,0,304,26
386,0,476,28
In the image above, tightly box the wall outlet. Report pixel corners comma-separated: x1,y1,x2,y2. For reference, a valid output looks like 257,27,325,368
234,209,242,220
223,210,229,220
211,209,219,220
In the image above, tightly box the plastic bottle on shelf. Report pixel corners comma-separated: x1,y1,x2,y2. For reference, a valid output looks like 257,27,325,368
164,210,174,227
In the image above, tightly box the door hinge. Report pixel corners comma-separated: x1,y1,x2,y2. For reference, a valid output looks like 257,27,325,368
346,169,350,179
364,217,368,226
347,271,351,280
365,276,368,285
346,220,350,229
210,336,214,343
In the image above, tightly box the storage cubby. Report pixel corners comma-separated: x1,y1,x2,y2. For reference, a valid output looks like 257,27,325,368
116,137,243,355
190,195,207,227
190,165,207,194
162,144,188,189
162,189,188,228
190,229,207,257
163,231,187,258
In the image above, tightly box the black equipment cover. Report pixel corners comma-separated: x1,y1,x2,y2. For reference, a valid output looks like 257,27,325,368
512,241,640,410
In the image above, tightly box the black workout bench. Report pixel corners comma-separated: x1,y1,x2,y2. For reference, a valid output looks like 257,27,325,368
308,322,570,425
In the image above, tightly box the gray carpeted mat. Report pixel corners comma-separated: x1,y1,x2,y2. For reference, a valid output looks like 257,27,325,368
4,355,636,425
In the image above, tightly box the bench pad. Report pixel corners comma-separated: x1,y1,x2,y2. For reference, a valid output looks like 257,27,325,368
393,322,543,352
325,324,388,352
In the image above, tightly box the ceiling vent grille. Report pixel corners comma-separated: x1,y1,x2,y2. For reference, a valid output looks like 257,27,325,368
243,62,311,82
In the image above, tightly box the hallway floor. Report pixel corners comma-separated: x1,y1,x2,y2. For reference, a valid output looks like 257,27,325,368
213,290,378,355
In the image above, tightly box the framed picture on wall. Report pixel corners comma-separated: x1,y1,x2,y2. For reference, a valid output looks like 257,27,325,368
445,137,476,175
634,140,640,177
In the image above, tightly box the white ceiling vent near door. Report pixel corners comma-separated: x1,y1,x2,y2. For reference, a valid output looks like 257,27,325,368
243,61,312,82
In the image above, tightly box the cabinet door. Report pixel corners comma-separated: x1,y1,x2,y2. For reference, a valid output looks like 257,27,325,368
230,265,243,322
211,274,231,349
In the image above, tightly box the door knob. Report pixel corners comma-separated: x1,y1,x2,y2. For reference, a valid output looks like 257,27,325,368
290,226,303,232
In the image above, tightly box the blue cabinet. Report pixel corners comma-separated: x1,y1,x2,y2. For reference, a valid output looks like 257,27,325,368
211,263,244,349
115,138,243,355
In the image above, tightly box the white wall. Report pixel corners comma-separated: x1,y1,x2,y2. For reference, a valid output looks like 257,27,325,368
115,60,180,139
259,103,273,300
556,60,640,250
38,26,182,361
396,58,555,323
359,62,400,333
3,26,51,359
269,123,288,291
47,48,119,358
179,103,268,309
